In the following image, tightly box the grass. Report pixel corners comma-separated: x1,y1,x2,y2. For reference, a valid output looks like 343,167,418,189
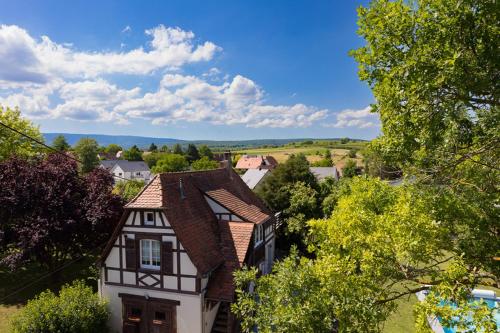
0,256,98,332
234,142,367,167
383,294,418,333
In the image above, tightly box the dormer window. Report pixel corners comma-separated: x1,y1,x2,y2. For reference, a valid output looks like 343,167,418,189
140,239,161,270
145,212,155,226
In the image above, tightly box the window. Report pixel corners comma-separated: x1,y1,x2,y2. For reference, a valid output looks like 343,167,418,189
140,239,160,270
254,224,263,247
136,172,141,176
145,212,155,226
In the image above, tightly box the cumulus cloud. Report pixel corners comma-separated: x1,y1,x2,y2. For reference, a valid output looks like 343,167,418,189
323,106,379,129
0,24,331,128
0,24,220,82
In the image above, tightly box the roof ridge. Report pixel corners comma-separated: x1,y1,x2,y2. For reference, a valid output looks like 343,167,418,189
125,174,159,207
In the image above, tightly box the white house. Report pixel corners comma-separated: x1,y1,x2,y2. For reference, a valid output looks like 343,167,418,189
100,160,151,183
99,166,276,333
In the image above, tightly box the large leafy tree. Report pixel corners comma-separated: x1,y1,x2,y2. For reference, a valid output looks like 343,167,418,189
198,144,214,160
0,154,123,270
351,0,499,276
234,178,496,332
0,106,44,161
51,135,70,152
123,145,143,161
185,144,200,163
191,156,219,170
113,179,145,202
151,154,189,173
104,143,122,156
74,138,100,173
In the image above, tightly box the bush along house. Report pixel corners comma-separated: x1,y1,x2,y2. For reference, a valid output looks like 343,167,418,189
98,165,276,333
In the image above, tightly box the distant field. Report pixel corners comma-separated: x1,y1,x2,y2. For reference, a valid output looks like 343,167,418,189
234,141,367,168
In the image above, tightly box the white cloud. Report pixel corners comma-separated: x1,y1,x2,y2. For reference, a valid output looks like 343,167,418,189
0,24,220,82
323,106,379,129
0,24,331,128
121,25,132,33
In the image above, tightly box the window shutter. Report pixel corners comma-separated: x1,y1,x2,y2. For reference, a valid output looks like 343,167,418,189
162,242,173,274
125,237,137,269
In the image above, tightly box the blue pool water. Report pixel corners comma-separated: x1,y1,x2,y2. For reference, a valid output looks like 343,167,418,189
440,297,499,333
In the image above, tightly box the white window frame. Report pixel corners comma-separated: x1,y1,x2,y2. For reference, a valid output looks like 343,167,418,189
254,224,263,247
140,239,161,270
144,212,155,226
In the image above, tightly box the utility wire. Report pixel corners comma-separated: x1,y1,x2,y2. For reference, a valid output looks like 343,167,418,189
0,120,137,183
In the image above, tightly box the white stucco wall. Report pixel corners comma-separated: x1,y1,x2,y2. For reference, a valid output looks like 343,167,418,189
203,301,220,333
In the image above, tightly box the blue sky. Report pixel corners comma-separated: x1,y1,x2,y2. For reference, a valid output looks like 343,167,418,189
0,0,379,140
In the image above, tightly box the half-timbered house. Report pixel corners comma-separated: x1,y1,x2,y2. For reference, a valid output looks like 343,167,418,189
99,166,275,333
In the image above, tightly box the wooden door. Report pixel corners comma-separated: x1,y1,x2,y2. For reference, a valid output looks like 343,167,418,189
148,301,175,333
122,299,147,333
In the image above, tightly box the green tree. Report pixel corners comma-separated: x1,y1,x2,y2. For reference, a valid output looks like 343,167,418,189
160,144,170,153
52,135,70,152
198,144,214,159
347,149,357,158
123,145,143,161
11,280,109,333
341,159,357,178
340,137,349,144
104,143,122,156
283,181,319,239
113,179,145,202
0,106,44,160
361,140,401,179
151,154,188,173
143,152,166,168
74,138,99,173
256,154,317,213
149,142,158,152
191,157,219,170
234,178,497,332
172,143,184,155
185,144,200,163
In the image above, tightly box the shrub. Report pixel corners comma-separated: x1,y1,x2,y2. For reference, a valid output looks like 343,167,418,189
348,149,357,158
11,280,109,333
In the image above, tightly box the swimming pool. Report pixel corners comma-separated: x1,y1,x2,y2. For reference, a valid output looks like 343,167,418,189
440,297,499,333
416,289,499,333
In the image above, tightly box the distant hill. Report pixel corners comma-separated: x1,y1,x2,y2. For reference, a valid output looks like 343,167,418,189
43,133,366,150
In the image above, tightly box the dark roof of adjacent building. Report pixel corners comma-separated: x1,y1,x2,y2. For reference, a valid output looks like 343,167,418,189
102,167,272,300
100,160,150,172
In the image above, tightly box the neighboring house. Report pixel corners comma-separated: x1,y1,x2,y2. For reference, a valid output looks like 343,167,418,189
241,168,270,190
99,166,276,333
235,155,278,170
100,160,151,183
309,167,340,181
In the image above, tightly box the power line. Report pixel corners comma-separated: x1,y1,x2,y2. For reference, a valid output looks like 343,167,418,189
0,120,136,183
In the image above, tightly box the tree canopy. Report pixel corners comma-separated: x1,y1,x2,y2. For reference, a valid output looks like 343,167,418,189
198,144,214,159
172,143,184,155
186,144,200,163
74,138,99,174
51,135,70,152
0,154,123,270
191,156,219,170
151,154,189,173
0,106,44,161
104,143,122,156
113,179,145,202
123,145,143,161
149,142,158,152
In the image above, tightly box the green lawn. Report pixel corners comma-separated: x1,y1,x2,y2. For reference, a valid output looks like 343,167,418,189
0,257,98,332
383,294,418,333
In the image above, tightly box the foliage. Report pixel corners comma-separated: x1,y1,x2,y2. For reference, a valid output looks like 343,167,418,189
198,144,214,159
74,138,99,174
0,154,123,270
10,280,109,333
362,140,401,179
348,149,357,158
0,106,44,161
52,135,70,152
172,143,184,155
143,152,167,168
122,145,143,161
283,182,319,239
340,137,349,144
256,154,317,213
104,144,122,156
311,156,333,167
186,144,200,162
191,157,219,171
149,142,158,152
234,178,471,333
113,179,145,202
151,154,188,173
341,159,357,178
159,144,170,152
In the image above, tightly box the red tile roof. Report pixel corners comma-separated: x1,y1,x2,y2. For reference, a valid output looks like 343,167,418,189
104,167,272,284
205,221,254,302
235,155,278,170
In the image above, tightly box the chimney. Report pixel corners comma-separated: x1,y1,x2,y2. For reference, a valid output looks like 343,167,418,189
223,151,233,178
